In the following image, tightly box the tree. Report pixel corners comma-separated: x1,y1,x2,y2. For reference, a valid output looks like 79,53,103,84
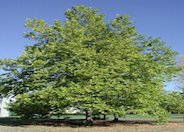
161,91,184,114
176,56,184,118
0,6,179,123
178,56,184,93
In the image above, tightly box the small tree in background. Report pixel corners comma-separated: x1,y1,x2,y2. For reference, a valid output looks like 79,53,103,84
178,56,184,93
161,91,184,114
177,56,184,120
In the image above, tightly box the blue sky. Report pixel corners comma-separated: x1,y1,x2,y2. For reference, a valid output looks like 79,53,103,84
0,0,183,90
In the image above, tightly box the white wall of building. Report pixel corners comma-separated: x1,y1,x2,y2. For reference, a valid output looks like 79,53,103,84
0,97,9,117
65,107,82,114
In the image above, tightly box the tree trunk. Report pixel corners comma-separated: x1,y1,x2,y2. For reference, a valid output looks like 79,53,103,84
103,114,106,120
85,110,94,125
113,113,119,122
85,110,88,120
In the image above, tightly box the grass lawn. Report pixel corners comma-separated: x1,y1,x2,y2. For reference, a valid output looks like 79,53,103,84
51,114,184,121
0,114,184,132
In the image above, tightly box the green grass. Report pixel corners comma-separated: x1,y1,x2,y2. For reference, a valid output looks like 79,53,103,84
169,114,184,121
2,114,184,122
50,114,184,121
50,114,85,119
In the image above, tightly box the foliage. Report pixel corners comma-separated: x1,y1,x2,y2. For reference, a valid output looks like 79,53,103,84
0,6,179,122
161,91,184,114
177,56,184,93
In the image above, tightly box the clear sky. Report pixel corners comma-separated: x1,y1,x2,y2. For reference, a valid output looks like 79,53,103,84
0,0,183,90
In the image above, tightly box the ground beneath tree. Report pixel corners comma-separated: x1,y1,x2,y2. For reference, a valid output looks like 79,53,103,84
0,119,184,132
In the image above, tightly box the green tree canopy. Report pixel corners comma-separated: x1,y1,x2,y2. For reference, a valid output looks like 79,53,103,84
0,6,179,123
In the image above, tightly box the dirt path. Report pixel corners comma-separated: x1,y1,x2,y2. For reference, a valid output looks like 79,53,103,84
0,122,184,132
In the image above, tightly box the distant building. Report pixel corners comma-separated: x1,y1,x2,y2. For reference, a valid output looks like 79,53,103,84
65,107,82,114
0,96,9,117
0,95,83,117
